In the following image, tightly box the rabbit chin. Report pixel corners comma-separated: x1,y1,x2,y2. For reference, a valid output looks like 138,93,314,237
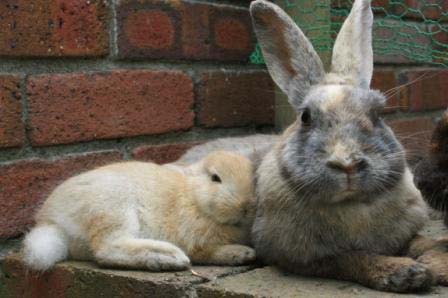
331,190,360,203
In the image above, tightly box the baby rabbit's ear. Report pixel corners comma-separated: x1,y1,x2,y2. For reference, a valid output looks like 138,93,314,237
250,0,325,108
331,0,373,89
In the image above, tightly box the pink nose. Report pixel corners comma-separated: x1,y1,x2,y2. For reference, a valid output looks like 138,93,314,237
326,158,367,174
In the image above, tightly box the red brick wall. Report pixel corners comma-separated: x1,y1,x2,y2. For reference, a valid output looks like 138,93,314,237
0,0,446,240
0,0,274,239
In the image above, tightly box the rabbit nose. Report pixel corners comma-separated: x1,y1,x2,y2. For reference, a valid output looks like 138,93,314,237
326,156,367,174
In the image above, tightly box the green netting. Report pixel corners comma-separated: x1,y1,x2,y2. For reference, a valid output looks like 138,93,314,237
250,0,448,67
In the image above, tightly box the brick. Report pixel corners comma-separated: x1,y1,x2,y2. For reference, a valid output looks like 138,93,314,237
132,142,200,164
399,70,448,112
0,0,109,57
0,254,253,298
0,151,122,238
403,0,448,21
370,70,401,113
387,117,436,163
0,75,24,148
429,25,448,65
27,70,194,146
197,70,275,128
373,20,431,64
117,0,254,61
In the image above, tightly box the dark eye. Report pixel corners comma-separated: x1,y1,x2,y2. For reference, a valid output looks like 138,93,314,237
211,174,222,183
371,110,381,125
301,108,312,126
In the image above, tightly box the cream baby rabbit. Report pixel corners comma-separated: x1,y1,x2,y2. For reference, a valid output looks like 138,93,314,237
23,151,256,271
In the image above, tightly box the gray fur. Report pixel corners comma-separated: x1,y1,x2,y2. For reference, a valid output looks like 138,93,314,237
179,0,431,291
177,134,279,165
248,0,430,291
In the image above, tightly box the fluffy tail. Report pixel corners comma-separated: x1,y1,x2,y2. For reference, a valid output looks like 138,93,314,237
23,224,68,271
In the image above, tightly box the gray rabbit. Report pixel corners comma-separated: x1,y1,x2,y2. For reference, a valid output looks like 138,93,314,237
180,0,448,293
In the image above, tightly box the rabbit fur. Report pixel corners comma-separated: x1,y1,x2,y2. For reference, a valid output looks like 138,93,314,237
23,151,256,271
414,109,448,226
179,0,445,293
249,0,432,292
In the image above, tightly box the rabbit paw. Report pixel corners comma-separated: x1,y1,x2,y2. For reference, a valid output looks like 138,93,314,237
212,244,256,266
146,246,191,271
418,251,448,286
376,262,433,293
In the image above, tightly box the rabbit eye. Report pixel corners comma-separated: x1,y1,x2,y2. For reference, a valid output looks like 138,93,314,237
211,174,222,183
370,110,381,125
301,109,312,126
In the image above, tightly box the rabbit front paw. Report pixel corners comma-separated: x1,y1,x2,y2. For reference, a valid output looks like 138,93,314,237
210,244,256,266
375,261,433,293
146,246,191,271
418,251,448,286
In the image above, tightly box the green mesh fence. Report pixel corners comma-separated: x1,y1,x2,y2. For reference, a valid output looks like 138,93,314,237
250,0,448,67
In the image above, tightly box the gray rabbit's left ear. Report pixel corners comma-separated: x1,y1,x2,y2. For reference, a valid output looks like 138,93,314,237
330,0,373,89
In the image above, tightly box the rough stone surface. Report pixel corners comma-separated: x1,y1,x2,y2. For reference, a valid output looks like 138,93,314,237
197,266,448,298
0,151,122,238
0,75,24,148
132,142,200,164
27,70,194,146
0,0,109,57
117,0,254,61
0,254,253,298
197,70,275,128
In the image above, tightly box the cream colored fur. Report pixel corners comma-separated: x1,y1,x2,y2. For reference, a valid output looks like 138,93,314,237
23,151,256,271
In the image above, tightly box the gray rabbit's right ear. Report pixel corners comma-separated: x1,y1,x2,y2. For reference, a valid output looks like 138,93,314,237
250,0,325,108
330,0,373,89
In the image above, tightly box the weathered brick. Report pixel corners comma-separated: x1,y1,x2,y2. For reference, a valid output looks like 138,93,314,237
373,20,431,64
387,117,436,162
403,0,448,21
27,70,194,146
132,142,200,164
0,0,109,57
0,75,24,148
399,70,448,112
197,70,275,128
429,24,448,65
117,0,254,61
371,70,401,113
0,151,122,238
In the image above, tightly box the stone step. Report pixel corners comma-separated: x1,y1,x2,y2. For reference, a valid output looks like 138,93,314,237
1,220,447,298
0,254,254,298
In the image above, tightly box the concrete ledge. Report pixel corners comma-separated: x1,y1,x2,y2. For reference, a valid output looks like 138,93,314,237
197,267,448,298
0,254,253,298
1,220,447,298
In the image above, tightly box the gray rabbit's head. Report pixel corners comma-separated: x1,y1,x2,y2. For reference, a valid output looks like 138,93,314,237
251,0,406,203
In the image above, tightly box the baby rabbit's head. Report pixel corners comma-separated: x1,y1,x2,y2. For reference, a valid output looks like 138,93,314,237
189,151,256,225
251,0,406,203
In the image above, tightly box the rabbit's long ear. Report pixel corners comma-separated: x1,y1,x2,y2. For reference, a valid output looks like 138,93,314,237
250,0,325,108
331,0,373,89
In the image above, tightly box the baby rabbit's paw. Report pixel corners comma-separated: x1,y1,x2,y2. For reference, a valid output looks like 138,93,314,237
146,245,191,271
212,244,256,266
376,260,433,293
418,251,448,286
